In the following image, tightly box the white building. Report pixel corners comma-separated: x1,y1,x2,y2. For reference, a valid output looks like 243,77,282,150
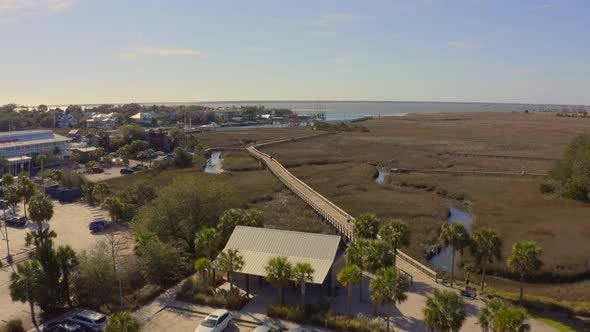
130,112,155,125
55,113,79,128
0,130,71,175
86,112,116,129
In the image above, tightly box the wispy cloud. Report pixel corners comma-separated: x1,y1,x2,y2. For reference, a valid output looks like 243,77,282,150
0,0,77,23
276,12,367,27
448,40,488,49
248,47,273,54
532,4,553,10
118,46,204,58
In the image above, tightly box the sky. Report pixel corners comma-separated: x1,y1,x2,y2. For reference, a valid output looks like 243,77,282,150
1,0,589,105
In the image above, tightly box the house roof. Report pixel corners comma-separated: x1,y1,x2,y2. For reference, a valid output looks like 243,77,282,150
218,226,341,284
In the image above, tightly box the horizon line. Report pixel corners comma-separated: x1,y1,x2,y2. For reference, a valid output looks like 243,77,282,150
21,99,587,108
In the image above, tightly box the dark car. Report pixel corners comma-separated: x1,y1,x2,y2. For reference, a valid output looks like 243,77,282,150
88,219,109,233
120,168,134,174
6,216,26,228
92,167,104,174
130,166,140,172
44,320,86,332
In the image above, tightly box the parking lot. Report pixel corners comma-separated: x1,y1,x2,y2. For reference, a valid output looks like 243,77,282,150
143,307,258,332
0,200,131,324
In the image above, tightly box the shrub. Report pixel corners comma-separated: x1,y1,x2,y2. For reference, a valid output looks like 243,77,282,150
137,284,164,305
176,277,248,310
267,305,384,332
2,319,24,332
267,304,305,322
539,183,555,194
137,239,182,286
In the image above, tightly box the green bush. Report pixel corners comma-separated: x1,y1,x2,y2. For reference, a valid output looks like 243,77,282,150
539,183,555,194
176,277,249,310
137,284,164,305
267,305,384,332
310,313,383,332
2,319,24,332
267,304,305,322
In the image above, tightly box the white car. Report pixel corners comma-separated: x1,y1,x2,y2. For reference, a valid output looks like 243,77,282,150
67,309,107,331
195,309,232,332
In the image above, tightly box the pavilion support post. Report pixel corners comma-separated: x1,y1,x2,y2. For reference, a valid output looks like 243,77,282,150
246,274,250,297
327,267,333,297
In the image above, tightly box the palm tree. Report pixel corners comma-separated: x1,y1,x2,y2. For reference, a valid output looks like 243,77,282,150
105,311,141,332
470,228,502,292
25,228,57,249
194,227,221,259
101,196,123,222
345,239,370,302
28,192,54,233
369,267,411,332
438,221,470,287
92,182,111,203
264,256,293,305
2,173,14,187
9,260,45,330
508,241,543,303
292,262,314,310
56,245,78,307
4,186,20,214
479,298,530,332
337,264,362,315
36,154,48,192
144,148,155,168
423,289,467,332
353,213,380,239
217,249,244,291
195,257,212,286
494,306,530,332
379,219,410,267
134,232,158,251
17,172,36,219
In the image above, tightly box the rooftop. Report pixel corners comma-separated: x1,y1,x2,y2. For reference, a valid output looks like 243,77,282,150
0,130,71,148
219,226,341,284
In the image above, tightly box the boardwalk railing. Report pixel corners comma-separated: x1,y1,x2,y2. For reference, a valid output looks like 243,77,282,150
246,134,439,282
396,249,438,282
248,146,355,241
394,168,547,178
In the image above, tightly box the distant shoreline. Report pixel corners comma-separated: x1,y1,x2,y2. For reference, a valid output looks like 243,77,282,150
37,100,584,108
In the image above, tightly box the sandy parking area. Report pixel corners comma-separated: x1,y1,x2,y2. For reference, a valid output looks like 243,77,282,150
143,307,256,332
0,200,130,324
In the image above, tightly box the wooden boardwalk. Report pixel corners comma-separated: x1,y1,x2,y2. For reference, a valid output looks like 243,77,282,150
246,135,438,281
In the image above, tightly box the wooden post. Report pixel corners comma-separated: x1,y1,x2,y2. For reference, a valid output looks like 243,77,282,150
246,274,250,297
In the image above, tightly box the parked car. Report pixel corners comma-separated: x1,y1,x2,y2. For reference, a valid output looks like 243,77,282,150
88,219,109,233
195,309,232,332
67,310,107,331
92,167,104,174
6,216,27,227
253,324,281,332
109,152,119,158
120,168,134,174
155,151,165,156
130,166,140,172
44,320,86,332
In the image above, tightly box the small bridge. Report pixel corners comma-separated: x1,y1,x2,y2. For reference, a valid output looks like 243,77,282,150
246,134,438,282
